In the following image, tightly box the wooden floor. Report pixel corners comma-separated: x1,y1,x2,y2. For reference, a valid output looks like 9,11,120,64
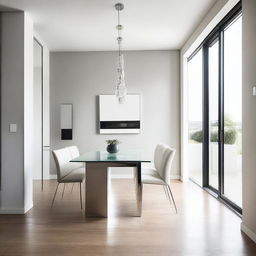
0,179,256,256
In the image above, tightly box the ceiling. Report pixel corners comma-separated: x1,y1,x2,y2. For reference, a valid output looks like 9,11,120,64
0,0,217,51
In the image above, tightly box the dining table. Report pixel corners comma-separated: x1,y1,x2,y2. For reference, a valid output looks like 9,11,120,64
70,150,151,217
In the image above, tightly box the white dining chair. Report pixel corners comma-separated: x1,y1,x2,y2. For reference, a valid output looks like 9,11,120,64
142,144,177,213
52,146,85,209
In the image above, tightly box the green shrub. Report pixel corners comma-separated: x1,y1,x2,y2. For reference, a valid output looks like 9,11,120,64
190,128,237,144
224,128,237,144
211,130,218,142
190,130,203,143
190,114,238,144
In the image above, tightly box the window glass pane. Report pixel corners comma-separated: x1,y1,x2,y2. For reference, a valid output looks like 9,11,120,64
187,49,203,185
223,15,242,207
208,39,219,190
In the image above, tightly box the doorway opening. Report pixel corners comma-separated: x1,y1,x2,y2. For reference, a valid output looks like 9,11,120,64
33,38,44,191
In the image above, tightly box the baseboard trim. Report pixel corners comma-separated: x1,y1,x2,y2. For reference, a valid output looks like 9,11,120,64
110,174,181,179
49,174,181,180
0,208,26,214
180,176,189,182
50,174,57,179
24,201,33,213
34,174,57,180
170,175,181,180
33,176,50,180
0,201,33,214
241,223,256,244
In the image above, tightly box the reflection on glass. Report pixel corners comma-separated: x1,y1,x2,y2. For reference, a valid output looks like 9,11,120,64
223,16,242,207
208,39,219,190
187,49,203,185
70,150,151,162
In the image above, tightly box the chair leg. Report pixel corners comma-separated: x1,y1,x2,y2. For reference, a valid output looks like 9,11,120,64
167,184,177,214
79,182,83,209
163,185,169,200
164,185,173,207
51,183,59,208
61,183,66,199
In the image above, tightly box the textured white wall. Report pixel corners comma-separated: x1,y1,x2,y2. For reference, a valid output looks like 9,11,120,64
241,0,256,243
50,50,180,177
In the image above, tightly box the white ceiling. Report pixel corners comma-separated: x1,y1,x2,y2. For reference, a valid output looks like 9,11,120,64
0,0,216,51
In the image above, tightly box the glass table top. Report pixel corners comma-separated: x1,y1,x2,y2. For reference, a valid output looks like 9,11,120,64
70,150,151,163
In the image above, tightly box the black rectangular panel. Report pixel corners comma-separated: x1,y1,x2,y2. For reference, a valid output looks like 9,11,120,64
61,129,73,140
100,121,140,129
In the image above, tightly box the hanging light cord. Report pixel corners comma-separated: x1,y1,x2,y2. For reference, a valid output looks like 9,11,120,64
115,3,127,103
117,8,122,60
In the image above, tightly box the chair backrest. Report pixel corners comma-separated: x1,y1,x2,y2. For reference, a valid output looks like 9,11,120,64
69,146,80,159
52,146,81,182
154,144,176,185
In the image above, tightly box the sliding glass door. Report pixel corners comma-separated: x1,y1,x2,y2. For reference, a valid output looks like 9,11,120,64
187,3,242,213
223,15,242,208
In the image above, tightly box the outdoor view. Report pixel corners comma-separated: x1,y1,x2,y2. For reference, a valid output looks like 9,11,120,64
208,38,219,190
187,15,242,208
187,49,203,186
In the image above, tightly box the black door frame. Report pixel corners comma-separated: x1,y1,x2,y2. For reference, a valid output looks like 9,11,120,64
204,34,220,195
188,1,242,215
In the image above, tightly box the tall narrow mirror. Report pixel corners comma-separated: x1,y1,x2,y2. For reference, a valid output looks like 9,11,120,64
61,104,73,140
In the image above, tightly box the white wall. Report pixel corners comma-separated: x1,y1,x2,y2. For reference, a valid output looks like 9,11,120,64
241,0,256,243
50,51,180,178
0,12,34,213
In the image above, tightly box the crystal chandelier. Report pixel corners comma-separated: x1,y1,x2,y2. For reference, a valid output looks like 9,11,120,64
115,3,127,103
